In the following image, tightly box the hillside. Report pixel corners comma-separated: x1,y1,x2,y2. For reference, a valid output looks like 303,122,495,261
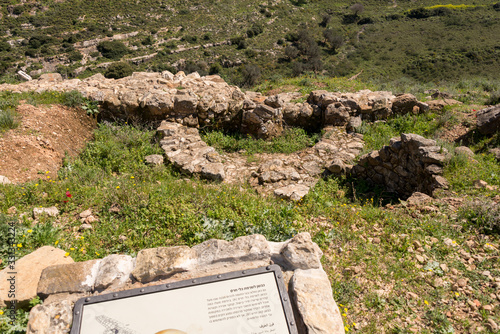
1,0,499,86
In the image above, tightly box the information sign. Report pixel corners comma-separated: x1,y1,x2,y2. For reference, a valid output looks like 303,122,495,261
71,265,298,334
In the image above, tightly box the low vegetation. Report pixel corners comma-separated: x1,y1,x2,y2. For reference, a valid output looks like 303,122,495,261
0,81,499,332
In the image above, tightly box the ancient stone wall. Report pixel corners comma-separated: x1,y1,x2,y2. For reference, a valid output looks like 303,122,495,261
0,72,429,140
5,233,345,334
329,133,449,198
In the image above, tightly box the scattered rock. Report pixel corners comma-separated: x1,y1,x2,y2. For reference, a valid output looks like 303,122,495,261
274,184,310,201
406,192,433,206
0,175,12,185
94,254,135,290
455,146,474,157
145,154,164,166
33,206,59,219
131,246,194,283
79,209,92,219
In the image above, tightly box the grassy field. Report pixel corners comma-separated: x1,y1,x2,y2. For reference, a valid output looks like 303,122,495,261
0,82,499,333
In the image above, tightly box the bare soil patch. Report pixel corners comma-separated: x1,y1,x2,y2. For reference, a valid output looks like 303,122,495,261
0,103,96,183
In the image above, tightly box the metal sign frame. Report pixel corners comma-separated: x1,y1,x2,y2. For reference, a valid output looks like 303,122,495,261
71,264,298,334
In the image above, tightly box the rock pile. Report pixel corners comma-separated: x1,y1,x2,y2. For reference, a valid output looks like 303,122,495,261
330,133,449,198
158,121,364,200
0,72,429,139
7,233,345,334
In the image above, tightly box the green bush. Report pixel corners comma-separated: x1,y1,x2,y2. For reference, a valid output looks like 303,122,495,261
61,90,85,107
0,109,19,132
459,199,500,234
68,51,83,62
97,41,129,60
104,62,134,79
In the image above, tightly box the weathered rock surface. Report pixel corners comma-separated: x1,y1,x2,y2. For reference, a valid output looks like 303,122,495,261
477,105,500,135
144,154,164,166
0,246,73,307
0,175,11,184
37,260,101,298
33,206,59,219
94,254,135,290
30,233,342,334
0,72,429,137
132,246,195,283
339,133,449,198
292,269,345,334
27,300,73,334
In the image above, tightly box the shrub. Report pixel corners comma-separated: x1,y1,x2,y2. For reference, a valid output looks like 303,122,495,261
350,3,364,16
104,62,133,79
97,41,129,60
0,109,19,132
61,90,85,107
209,62,222,75
0,41,11,52
485,91,500,105
319,14,331,27
459,199,500,234
240,64,261,87
246,24,263,38
68,51,83,62
284,46,299,60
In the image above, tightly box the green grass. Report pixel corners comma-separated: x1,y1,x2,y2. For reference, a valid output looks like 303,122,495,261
201,127,322,155
0,85,499,332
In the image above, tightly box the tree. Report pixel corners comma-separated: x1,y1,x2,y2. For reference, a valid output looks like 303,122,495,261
104,62,133,79
241,64,261,87
323,29,343,52
350,3,364,16
284,46,299,61
97,41,129,60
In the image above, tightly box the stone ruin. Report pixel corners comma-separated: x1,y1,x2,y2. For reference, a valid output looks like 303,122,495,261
0,71,451,200
329,133,450,198
0,233,345,334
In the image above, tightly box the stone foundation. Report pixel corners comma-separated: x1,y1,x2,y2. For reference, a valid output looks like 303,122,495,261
329,133,449,198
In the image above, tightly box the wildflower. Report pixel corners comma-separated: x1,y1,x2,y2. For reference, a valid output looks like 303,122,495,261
130,176,134,179
80,236,84,240
65,252,70,257
55,240,59,245
424,300,429,305
455,292,459,297
116,186,120,189
35,184,38,187
0,310,3,315
342,313,347,317
70,247,75,251
66,191,72,198
17,243,22,248
345,326,349,332
27,229,33,233
95,251,100,256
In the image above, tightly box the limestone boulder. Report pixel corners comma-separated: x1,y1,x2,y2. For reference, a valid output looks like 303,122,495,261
94,254,135,290
0,175,11,185
33,206,59,219
292,269,345,334
144,154,164,166
274,184,310,201
324,103,350,126
477,105,500,135
132,246,195,283
0,246,73,307
37,260,101,299
281,233,323,270
27,300,73,334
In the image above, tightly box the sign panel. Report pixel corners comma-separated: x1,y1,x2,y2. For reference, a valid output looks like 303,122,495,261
71,265,298,334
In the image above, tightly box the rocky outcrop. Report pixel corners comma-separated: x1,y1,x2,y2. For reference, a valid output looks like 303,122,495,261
0,72,429,138
477,105,500,135
27,233,344,334
330,133,449,198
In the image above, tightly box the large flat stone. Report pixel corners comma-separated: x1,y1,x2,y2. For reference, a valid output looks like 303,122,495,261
37,260,101,299
0,246,73,307
291,269,345,334
131,246,195,283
